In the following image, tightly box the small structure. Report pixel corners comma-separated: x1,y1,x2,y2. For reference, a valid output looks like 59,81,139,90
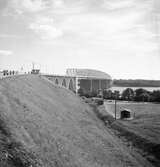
31,69,40,74
120,109,133,120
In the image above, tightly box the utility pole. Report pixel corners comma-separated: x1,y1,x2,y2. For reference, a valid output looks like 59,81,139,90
114,92,118,120
115,99,117,120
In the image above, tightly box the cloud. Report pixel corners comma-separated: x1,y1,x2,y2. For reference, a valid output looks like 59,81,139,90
4,0,47,15
29,16,63,40
1,0,159,79
0,50,13,56
53,0,64,7
4,0,65,15
2,0,159,15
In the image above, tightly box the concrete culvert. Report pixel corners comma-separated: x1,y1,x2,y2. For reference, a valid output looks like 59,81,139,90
120,109,133,120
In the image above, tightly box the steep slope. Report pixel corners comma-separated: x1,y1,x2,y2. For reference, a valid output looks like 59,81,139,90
0,75,153,167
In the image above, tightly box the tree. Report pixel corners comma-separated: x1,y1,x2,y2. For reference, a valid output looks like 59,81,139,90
103,90,113,99
113,90,120,100
134,88,150,101
121,88,134,101
151,90,160,102
139,92,150,102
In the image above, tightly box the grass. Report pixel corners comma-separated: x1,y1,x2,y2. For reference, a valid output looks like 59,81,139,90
104,101,160,166
0,115,41,167
0,75,155,167
105,101,160,144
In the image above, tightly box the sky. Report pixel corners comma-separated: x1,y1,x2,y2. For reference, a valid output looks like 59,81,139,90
0,0,160,79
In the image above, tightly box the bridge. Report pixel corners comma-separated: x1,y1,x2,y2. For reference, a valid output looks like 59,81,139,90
43,69,112,94
0,68,112,94
44,75,77,92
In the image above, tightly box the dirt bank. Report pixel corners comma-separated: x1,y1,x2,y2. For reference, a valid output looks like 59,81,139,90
0,75,153,167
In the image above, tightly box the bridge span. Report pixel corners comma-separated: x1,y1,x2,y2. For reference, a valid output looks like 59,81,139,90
44,75,77,92
43,69,112,94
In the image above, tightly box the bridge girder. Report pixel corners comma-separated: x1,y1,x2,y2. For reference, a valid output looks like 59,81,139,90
45,75,76,92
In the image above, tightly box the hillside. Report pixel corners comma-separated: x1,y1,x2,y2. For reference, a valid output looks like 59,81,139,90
0,75,153,167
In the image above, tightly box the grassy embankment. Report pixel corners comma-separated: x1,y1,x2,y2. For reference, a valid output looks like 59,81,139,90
94,101,160,167
0,75,153,167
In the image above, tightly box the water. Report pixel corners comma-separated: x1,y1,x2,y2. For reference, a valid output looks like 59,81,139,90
110,86,160,93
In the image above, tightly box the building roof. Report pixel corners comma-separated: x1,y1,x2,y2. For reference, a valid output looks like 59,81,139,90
120,108,132,113
66,69,112,79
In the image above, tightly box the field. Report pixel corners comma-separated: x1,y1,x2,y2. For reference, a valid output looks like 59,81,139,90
104,101,160,165
105,101,160,144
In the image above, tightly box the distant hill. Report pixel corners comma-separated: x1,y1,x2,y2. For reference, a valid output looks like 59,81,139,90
113,79,160,87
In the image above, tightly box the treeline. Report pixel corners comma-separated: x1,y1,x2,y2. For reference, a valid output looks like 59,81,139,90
103,88,160,102
78,88,160,102
113,79,160,87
